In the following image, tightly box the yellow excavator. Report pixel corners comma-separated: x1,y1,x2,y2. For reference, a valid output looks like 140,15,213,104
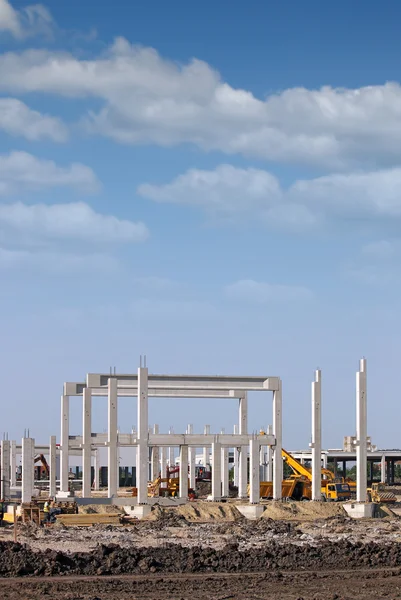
282,449,352,502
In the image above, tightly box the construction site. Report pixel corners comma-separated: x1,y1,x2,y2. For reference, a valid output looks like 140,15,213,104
1,359,401,599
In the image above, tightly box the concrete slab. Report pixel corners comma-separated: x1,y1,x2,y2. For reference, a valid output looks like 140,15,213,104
130,505,153,519
236,504,266,520
344,503,378,518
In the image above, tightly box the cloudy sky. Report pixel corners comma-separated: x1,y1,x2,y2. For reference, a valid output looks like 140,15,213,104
1,0,400,452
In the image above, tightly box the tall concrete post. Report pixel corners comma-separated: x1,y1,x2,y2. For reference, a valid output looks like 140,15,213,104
267,425,273,481
238,394,248,498
203,425,210,468
233,424,239,487
22,437,34,504
93,448,100,491
356,358,367,503
381,454,386,484
1,440,10,500
82,387,92,497
187,424,196,489
249,437,260,504
211,441,221,501
179,445,189,499
107,378,118,498
137,367,149,504
160,447,167,480
168,428,174,470
10,441,16,487
49,436,57,498
273,379,283,500
151,424,160,481
221,446,229,497
311,369,322,501
60,394,69,493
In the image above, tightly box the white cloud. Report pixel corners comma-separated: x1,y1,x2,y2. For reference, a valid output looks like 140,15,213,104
361,240,401,259
0,201,149,243
0,151,99,194
0,98,67,141
138,164,401,229
0,0,53,39
225,280,313,303
3,40,401,167
0,246,119,272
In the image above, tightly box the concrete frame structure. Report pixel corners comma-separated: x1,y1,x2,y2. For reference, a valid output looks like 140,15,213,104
62,371,282,504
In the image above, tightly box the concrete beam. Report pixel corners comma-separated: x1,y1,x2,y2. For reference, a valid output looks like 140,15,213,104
68,433,276,448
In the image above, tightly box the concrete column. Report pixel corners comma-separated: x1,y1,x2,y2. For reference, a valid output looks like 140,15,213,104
10,441,16,487
311,370,322,501
249,437,260,504
1,440,10,500
356,358,367,502
233,424,239,487
211,441,221,501
49,436,57,498
221,446,229,497
179,445,189,499
238,394,248,498
160,447,167,480
108,378,118,498
94,449,100,491
151,424,160,481
203,425,210,469
60,394,69,493
137,367,149,504
168,428,174,470
381,455,386,484
187,424,196,489
273,379,283,500
267,425,273,481
333,458,338,478
82,387,92,497
22,437,34,503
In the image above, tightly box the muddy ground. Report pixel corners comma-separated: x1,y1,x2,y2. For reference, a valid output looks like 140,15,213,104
2,502,401,599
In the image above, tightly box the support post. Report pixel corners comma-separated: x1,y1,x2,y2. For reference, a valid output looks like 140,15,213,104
233,424,239,487
60,395,69,493
249,437,260,504
267,425,273,481
108,378,118,498
1,440,10,500
356,358,367,502
160,447,167,480
94,449,100,491
203,425,210,469
273,379,283,500
238,394,248,498
151,425,160,481
82,387,92,497
187,424,196,489
221,446,229,497
381,455,386,484
211,441,221,501
22,437,34,503
137,367,149,504
49,436,57,498
10,441,16,487
311,370,322,501
179,445,189,499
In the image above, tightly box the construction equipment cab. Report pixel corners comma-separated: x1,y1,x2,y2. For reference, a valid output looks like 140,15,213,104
321,482,351,502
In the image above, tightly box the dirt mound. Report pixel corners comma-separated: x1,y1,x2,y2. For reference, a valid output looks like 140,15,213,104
261,501,346,520
79,504,122,515
143,506,189,527
176,502,243,522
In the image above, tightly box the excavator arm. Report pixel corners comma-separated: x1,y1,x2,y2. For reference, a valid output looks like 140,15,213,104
282,449,313,481
34,454,50,476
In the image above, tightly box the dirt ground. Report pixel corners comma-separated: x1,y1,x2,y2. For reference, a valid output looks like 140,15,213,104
2,501,401,599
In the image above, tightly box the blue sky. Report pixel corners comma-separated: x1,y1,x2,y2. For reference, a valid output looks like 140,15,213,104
1,0,401,453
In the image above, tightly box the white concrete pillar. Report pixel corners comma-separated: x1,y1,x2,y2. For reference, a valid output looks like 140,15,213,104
137,367,149,504
233,424,239,487
49,436,57,498
151,424,160,481
238,394,248,498
179,445,189,499
187,424,196,489
94,448,100,491
311,369,322,501
160,447,167,480
267,425,273,481
10,441,16,487
322,453,328,469
1,440,10,500
168,428,174,470
82,387,92,498
211,441,221,501
273,379,283,500
381,454,386,484
60,394,69,493
22,437,34,504
203,425,210,468
108,378,118,497
249,437,260,504
221,446,229,497
356,358,367,503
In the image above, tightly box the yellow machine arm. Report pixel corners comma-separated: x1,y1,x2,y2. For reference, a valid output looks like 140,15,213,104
282,448,336,482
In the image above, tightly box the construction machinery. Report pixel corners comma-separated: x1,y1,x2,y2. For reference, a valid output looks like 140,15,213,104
282,448,351,501
257,477,311,501
34,454,49,480
367,483,397,503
